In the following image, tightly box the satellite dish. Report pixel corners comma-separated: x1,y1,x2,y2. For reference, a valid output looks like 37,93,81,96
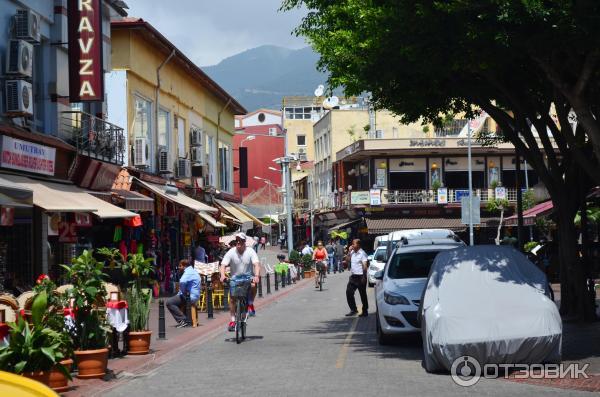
323,96,339,109
314,84,325,97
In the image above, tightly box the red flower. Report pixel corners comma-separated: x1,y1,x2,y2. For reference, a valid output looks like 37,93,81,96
36,274,49,284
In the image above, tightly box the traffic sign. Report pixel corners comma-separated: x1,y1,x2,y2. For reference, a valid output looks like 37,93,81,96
461,196,481,225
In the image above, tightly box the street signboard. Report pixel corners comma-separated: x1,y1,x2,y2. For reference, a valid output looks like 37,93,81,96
495,186,506,200
461,196,481,225
455,189,470,202
437,187,448,204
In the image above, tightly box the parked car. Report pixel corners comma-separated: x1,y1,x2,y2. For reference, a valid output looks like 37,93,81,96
374,229,464,344
420,245,561,373
373,234,389,252
367,246,388,287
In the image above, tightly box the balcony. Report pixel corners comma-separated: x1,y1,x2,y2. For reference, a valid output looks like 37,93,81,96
338,188,520,206
60,111,126,165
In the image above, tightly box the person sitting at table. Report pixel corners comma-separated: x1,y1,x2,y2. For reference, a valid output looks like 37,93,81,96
166,259,201,328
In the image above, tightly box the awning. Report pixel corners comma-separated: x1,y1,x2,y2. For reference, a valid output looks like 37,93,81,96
365,217,498,234
229,201,266,227
329,218,361,232
198,211,226,228
0,181,33,208
0,174,136,218
222,214,241,224
135,179,217,213
505,200,553,226
214,198,255,229
113,189,154,212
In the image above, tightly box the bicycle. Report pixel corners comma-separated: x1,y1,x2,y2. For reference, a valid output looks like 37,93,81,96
230,275,252,344
316,260,326,291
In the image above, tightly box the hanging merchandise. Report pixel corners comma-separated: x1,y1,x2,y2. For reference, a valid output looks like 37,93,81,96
124,215,143,227
113,225,123,242
119,240,128,258
137,242,144,255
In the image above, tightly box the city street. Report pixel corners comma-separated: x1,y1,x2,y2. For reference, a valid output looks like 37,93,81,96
103,272,591,397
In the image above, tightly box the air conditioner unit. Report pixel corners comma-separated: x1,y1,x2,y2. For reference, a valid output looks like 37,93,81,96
177,158,191,178
6,40,33,77
5,80,33,116
158,147,171,173
190,127,203,146
190,146,203,165
14,10,41,43
298,148,308,161
133,137,149,166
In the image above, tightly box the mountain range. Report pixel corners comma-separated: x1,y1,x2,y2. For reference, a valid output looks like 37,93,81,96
202,45,329,112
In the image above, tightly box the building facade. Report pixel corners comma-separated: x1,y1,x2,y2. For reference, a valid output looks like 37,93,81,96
109,18,245,194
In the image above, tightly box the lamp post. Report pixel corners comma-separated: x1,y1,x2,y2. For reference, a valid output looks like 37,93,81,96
275,156,295,254
254,176,275,245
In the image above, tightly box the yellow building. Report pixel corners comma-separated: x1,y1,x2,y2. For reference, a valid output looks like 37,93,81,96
109,18,245,194
311,109,423,208
282,96,324,173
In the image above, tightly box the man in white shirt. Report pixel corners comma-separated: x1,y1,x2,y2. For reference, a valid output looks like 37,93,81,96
301,241,313,256
345,239,369,317
220,233,261,331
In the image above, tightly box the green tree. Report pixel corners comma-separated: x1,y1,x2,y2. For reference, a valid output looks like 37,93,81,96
282,0,599,320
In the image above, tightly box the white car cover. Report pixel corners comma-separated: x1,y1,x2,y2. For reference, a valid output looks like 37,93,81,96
421,245,561,372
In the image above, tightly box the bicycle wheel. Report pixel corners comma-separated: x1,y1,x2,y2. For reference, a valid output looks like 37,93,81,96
319,271,323,291
235,299,242,344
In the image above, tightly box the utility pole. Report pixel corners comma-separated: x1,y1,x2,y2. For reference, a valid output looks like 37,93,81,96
467,119,474,246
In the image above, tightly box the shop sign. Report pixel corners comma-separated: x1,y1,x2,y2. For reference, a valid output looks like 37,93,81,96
350,191,370,205
75,212,92,227
68,0,104,102
437,187,448,204
59,221,77,243
495,186,506,200
0,136,56,176
455,190,470,202
409,139,445,147
1,207,14,226
369,189,381,206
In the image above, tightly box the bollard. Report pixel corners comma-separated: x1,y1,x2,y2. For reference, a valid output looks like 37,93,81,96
223,284,229,311
301,265,305,279
266,274,271,294
258,276,263,298
207,279,214,319
158,299,166,339
274,272,279,291
281,270,286,288
287,268,292,285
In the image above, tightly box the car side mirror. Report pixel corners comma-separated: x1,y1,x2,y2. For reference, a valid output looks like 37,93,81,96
374,270,384,280
367,255,373,261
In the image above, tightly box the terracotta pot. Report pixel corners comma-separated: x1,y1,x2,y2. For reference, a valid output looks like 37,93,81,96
127,330,152,355
74,348,109,379
22,370,50,386
49,359,73,392
310,270,316,278
304,271,312,279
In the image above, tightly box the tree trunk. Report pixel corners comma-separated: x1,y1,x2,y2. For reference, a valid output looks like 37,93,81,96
554,196,595,321
495,207,504,245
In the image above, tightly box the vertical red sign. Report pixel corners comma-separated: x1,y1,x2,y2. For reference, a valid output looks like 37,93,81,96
68,0,104,102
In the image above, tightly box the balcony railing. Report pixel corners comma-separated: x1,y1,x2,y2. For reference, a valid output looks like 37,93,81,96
60,111,126,165
335,188,520,207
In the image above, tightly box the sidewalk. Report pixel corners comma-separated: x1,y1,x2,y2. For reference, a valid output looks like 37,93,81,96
63,246,306,397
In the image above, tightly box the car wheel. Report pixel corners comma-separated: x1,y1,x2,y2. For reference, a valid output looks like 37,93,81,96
376,311,392,345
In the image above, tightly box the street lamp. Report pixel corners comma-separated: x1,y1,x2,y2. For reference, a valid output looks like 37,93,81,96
268,166,280,172
240,135,256,146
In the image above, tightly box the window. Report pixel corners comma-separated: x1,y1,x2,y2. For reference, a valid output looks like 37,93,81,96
269,127,277,136
375,129,384,139
258,113,266,122
177,117,185,157
219,142,231,191
133,96,152,138
297,135,306,146
387,251,440,279
206,135,215,186
158,108,170,148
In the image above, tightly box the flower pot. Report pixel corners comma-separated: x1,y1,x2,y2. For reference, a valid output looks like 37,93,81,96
48,359,73,392
74,348,109,379
304,271,312,278
127,330,152,355
310,270,316,278
22,370,50,386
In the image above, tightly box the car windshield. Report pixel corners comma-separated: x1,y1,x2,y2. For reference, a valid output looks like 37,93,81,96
387,251,440,279
374,248,386,262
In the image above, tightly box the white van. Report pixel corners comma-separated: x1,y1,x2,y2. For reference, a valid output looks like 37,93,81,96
373,235,389,252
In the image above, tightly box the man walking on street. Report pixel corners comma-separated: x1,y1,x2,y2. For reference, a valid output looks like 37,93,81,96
345,239,369,317
326,240,335,274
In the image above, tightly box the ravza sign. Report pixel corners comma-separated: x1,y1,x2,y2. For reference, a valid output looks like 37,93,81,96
68,0,104,102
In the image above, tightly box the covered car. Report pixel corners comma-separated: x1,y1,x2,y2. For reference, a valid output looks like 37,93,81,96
420,245,561,372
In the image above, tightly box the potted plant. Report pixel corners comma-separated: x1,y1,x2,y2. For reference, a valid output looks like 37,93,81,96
301,254,313,278
0,291,72,389
122,253,154,355
32,275,74,391
61,250,110,379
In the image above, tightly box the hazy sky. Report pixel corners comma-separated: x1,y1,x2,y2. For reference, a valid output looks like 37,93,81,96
124,0,308,66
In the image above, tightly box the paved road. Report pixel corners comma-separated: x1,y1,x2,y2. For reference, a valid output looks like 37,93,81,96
106,272,591,397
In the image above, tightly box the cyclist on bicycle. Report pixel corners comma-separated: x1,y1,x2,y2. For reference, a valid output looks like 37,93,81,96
220,232,261,331
312,240,328,288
